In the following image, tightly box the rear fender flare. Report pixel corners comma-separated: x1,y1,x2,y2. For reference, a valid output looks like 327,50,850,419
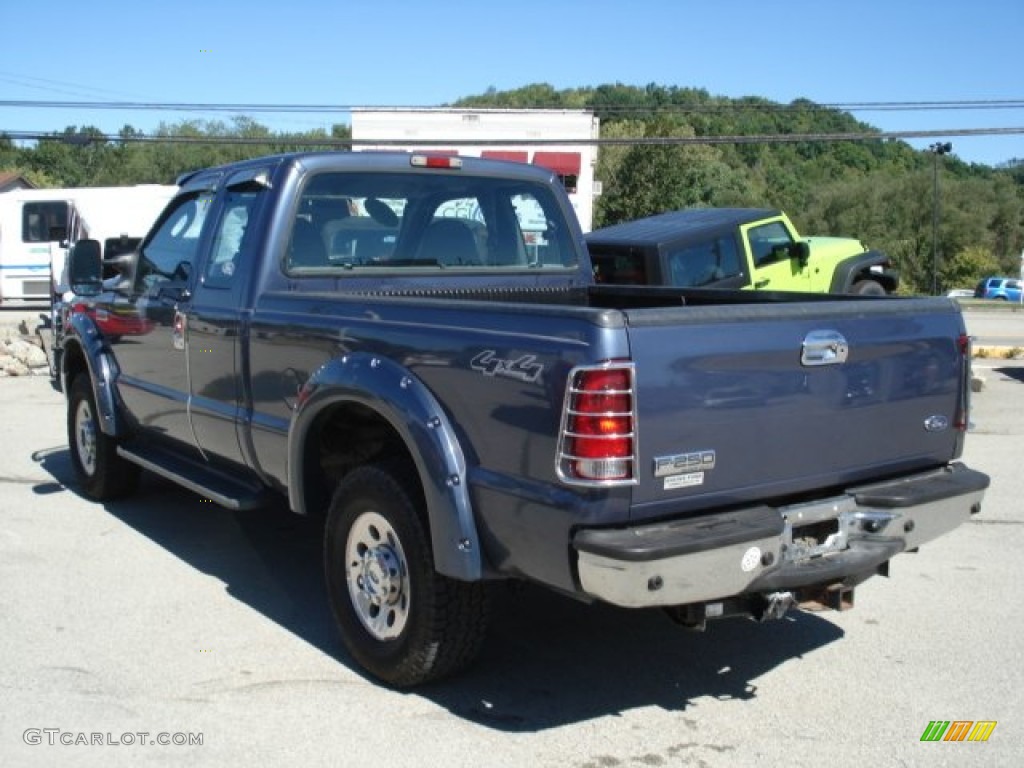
287,352,482,581
62,312,122,437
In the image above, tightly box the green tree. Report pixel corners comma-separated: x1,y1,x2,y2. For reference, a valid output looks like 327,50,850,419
941,245,1000,290
598,119,752,225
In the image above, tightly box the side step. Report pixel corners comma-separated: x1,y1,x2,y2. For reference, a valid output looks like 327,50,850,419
117,443,272,511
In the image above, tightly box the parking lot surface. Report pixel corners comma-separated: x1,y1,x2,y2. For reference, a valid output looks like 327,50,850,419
0,361,1021,767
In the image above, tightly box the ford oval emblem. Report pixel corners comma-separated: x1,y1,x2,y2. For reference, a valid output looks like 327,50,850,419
924,415,950,432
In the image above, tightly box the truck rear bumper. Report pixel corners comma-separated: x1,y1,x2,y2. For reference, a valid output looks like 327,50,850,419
573,463,988,608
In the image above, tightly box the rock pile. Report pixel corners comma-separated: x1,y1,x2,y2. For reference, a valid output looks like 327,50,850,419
0,322,50,377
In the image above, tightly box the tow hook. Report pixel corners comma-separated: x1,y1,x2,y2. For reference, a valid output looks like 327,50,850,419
760,591,796,621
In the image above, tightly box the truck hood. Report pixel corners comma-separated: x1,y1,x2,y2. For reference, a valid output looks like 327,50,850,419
804,236,869,259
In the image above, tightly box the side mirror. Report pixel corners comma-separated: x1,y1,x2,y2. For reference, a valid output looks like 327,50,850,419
789,241,810,266
68,239,103,296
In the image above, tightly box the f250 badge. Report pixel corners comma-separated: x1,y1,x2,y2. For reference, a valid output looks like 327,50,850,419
470,351,544,383
654,450,716,490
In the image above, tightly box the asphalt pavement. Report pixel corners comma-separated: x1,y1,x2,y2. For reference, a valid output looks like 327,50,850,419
0,318,1021,767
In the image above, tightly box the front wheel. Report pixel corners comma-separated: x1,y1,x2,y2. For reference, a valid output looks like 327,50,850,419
67,376,139,500
324,460,489,687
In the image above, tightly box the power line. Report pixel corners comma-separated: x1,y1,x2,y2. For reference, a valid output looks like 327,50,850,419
4,126,1024,147
2,98,1024,115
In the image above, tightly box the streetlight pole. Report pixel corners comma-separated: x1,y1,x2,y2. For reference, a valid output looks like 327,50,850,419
929,142,952,295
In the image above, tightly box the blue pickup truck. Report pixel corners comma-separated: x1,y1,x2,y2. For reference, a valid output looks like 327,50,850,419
61,151,988,687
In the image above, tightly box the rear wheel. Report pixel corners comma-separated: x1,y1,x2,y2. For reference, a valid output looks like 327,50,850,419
851,279,886,296
324,460,489,687
67,376,139,500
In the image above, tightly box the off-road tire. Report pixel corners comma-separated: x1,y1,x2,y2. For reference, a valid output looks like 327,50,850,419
851,279,886,296
324,459,489,687
67,375,139,500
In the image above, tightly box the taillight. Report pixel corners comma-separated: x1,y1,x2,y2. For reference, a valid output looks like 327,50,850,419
955,333,972,432
557,362,636,485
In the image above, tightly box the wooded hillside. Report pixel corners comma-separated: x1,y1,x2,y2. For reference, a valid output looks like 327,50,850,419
3,82,1021,294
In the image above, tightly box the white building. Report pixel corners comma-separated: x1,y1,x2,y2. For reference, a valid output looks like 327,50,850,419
351,108,600,232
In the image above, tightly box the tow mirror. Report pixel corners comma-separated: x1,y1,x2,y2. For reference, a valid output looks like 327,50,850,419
68,239,103,296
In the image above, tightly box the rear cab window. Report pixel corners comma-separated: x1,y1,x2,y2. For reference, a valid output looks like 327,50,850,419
283,170,577,275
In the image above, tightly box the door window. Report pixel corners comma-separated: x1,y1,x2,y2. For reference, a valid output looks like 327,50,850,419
748,221,794,266
136,194,213,292
205,191,259,289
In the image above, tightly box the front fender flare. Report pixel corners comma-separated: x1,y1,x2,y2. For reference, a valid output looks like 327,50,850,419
287,353,482,581
828,250,899,294
62,313,122,437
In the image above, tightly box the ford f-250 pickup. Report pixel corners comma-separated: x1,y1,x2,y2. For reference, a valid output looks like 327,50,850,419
61,151,988,687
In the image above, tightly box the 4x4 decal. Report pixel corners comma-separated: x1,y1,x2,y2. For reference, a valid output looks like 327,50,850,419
470,351,544,383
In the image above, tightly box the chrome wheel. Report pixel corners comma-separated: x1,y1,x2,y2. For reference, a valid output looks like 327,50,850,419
345,510,410,640
74,397,98,477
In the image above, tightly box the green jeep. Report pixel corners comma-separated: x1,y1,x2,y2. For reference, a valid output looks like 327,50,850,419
586,208,898,295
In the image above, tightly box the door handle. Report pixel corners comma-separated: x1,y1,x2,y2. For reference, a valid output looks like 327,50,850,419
755,279,770,288
801,330,849,367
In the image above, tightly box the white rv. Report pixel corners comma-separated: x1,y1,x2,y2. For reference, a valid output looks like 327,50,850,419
0,190,86,304
0,185,177,305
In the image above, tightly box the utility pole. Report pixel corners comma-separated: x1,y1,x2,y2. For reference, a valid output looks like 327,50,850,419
929,142,952,295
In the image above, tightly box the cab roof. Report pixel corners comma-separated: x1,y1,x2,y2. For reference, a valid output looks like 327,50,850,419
587,208,780,247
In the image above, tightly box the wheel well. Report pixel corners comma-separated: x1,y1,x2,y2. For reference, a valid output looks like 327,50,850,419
853,270,897,292
301,401,420,519
63,342,88,388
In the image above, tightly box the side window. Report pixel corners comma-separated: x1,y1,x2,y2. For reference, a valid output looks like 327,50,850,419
204,191,259,289
590,248,647,285
748,221,793,267
667,236,741,287
136,194,213,292
22,201,69,243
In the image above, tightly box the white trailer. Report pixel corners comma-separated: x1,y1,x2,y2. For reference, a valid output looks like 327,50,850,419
0,185,176,304
351,109,600,232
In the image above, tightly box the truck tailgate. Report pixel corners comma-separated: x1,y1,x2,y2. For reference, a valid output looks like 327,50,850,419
623,298,967,516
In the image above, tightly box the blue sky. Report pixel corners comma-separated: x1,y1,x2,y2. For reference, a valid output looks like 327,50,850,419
2,0,1022,166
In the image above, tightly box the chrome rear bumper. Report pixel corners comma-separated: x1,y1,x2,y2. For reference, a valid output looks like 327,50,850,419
573,463,988,608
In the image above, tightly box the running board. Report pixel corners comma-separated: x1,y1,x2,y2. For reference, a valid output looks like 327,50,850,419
116,444,272,511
